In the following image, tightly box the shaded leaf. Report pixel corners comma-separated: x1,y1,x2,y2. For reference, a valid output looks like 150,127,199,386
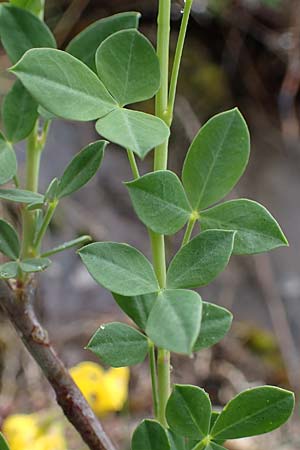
78,242,159,296
194,302,232,351
182,109,250,210
211,386,295,440
87,322,148,367
0,133,17,185
113,292,156,330
132,419,171,450
95,108,170,159
10,49,117,121
57,141,106,199
66,12,140,71
126,170,191,235
0,261,18,279
166,384,212,440
201,199,288,255
2,80,38,143
10,0,44,17
96,29,160,106
0,219,20,259
0,189,43,203
146,289,202,354
0,3,56,63
20,257,51,273
166,230,235,289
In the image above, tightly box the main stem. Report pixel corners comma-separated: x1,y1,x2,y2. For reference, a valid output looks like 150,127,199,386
152,0,171,428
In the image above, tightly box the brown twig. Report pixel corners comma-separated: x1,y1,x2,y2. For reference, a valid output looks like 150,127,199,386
0,280,116,450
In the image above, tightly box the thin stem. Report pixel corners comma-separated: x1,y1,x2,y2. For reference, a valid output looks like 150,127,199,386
168,0,194,124
182,215,197,247
153,0,172,428
148,341,159,419
154,0,171,171
127,149,140,179
157,349,171,427
33,200,58,252
41,235,92,258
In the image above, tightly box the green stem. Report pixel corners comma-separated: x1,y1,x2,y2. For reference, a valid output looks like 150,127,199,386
41,235,92,258
152,0,172,428
157,349,171,427
168,0,194,124
148,340,159,419
154,0,171,171
20,123,43,259
33,200,58,252
127,149,140,179
182,214,197,247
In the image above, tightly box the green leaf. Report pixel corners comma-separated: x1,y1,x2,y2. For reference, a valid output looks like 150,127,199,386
10,49,118,122
20,257,51,273
87,322,148,367
167,430,185,450
41,235,91,258
0,4,56,63
166,230,235,289
2,80,38,143
113,292,156,330
203,444,226,450
201,199,288,255
0,261,18,279
10,0,44,17
126,170,191,235
146,289,202,354
38,105,56,121
44,178,59,202
194,302,232,351
96,29,160,106
78,242,159,296
66,12,140,72
0,133,17,185
166,384,212,440
95,108,170,159
132,419,171,450
211,386,295,440
182,109,250,210
0,189,43,203
0,219,20,259
0,432,10,450
57,141,106,199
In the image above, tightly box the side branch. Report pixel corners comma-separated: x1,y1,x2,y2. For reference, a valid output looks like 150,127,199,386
0,280,116,450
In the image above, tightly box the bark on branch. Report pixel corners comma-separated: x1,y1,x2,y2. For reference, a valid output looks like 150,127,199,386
0,280,116,450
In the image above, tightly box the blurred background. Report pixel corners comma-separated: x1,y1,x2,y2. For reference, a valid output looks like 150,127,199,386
0,0,300,449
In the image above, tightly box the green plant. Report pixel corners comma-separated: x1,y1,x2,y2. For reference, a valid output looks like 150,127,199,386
0,432,10,450
0,1,294,450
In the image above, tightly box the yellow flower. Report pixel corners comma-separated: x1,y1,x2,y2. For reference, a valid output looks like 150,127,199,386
2,414,39,450
70,362,130,416
32,426,67,450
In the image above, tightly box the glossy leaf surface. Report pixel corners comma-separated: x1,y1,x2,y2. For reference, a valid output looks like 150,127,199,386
0,219,20,260
0,261,18,279
66,12,140,71
2,80,38,143
194,302,232,351
211,386,294,440
87,322,148,367
0,4,56,63
78,242,159,296
201,199,288,255
146,289,202,354
132,420,171,450
166,230,235,289
0,134,17,185
182,109,250,210
95,108,170,159
126,170,191,235
57,140,106,199
11,49,117,121
96,29,160,106
113,292,156,330
20,257,51,273
166,384,212,440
